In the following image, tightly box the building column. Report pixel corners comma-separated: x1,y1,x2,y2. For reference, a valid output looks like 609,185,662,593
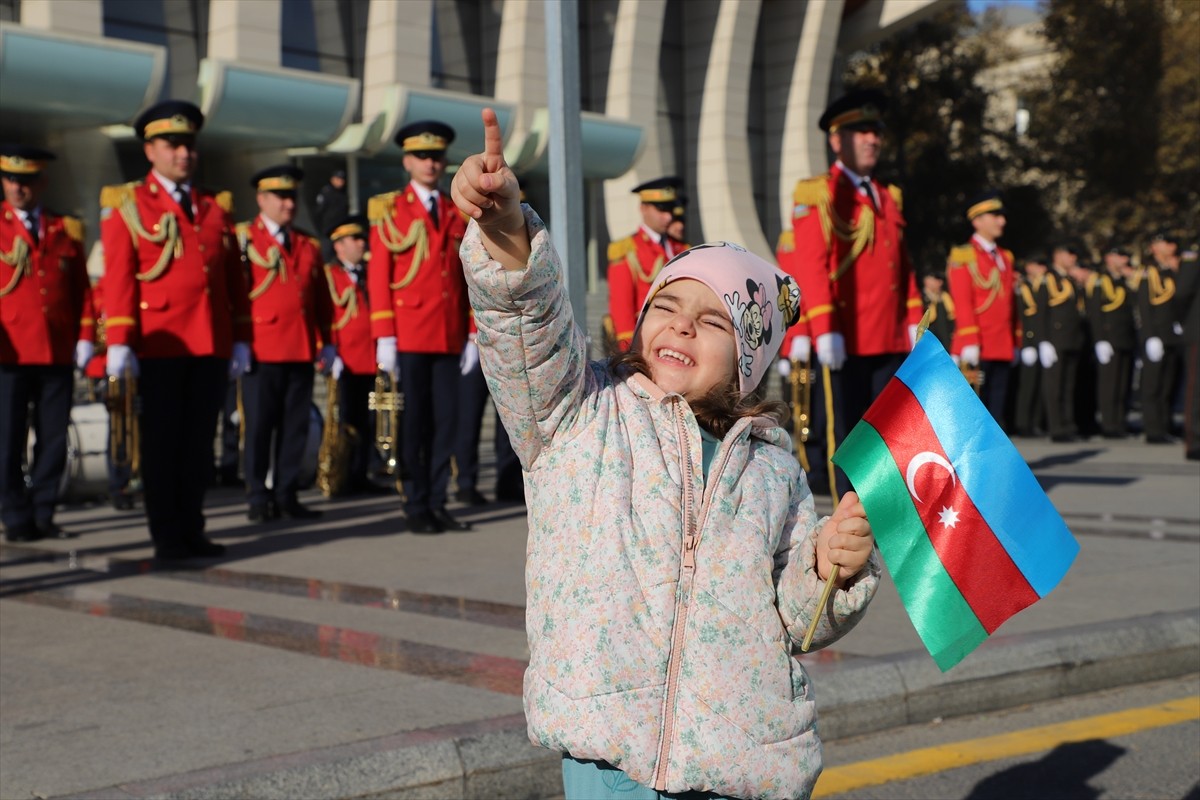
695,0,769,260
208,0,281,67
18,0,101,37
493,0,546,165
602,0,668,241
362,0,432,121
778,0,844,229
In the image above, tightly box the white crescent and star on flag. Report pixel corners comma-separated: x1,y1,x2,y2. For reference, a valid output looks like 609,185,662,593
906,452,961,529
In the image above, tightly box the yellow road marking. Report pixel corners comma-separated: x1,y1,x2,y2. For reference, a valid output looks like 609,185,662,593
814,695,1200,797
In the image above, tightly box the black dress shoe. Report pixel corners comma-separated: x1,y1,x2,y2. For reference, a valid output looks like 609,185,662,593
455,488,489,506
1050,434,1079,443
406,512,443,535
247,504,272,523
1145,434,1177,444
280,499,322,519
112,493,135,511
186,537,227,557
4,523,43,543
36,521,76,539
431,507,472,532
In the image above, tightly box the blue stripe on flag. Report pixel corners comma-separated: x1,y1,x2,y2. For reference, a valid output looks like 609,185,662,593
895,336,1079,597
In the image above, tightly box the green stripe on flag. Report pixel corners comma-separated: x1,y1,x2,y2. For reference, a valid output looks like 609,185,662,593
835,421,988,671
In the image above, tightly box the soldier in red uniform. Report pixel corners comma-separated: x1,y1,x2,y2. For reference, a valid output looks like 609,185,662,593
789,89,923,495
606,177,688,351
0,145,93,541
946,191,1020,428
368,120,472,534
100,100,251,562
238,166,333,521
324,214,380,494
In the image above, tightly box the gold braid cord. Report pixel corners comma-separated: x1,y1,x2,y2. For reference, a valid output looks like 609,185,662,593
0,237,30,297
325,266,357,331
117,198,181,282
377,213,429,290
951,245,1002,314
626,247,664,285
247,242,286,300
1148,268,1176,306
1100,274,1126,313
1046,273,1074,307
795,176,877,282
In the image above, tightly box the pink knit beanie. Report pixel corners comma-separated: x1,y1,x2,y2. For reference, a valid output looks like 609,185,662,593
635,242,802,396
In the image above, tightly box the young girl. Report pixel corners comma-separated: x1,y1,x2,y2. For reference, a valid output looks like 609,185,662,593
452,110,879,800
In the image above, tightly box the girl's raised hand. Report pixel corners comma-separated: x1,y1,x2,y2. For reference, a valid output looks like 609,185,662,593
452,108,522,238
815,491,874,587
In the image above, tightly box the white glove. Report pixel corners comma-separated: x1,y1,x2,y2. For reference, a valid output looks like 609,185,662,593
961,344,981,367
229,342,252,378
789,335,811,363
1145,336,1164,363
318,344,338,374
330,356,345,380
376,336,398,376
74,340,94,371
1038,341,1058,368
1021,346,1038,366
459,341,479,376
908,324,919,348
106,344,139,378
951,353,961,366
776,359,791,377
1094,340,1114,365
816,332,846,371
1173,322,1184,336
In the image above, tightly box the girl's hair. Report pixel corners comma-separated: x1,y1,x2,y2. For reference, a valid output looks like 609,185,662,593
608,349,787,439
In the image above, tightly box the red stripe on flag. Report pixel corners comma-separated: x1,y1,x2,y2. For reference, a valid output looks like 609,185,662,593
863,379,1040,633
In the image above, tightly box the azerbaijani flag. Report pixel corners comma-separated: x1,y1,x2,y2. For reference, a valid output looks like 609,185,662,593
833,335,1079,671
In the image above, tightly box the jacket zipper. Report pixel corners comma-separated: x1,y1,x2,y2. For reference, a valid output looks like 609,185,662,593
653,401,696,789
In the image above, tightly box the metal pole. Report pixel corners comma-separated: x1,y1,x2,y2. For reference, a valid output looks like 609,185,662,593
544,0,587,332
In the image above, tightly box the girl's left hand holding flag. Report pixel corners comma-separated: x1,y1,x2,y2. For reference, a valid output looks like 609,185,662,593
816,491,874,589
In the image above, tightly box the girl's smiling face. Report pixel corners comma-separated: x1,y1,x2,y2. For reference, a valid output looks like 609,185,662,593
636,279,737,401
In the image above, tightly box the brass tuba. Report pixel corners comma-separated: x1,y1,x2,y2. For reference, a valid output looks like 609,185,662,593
107,373,141,491
316,374,357,497
368,368,404,488
789,357,812,472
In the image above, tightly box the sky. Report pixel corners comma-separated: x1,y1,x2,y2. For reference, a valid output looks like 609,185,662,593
966,0,1041,13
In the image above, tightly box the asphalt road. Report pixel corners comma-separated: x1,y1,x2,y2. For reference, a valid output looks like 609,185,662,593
816,674,1200,800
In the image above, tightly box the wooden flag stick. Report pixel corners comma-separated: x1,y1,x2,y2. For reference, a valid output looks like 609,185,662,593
799,308,935,654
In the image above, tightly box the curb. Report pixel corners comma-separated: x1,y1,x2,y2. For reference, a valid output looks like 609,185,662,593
61,610,1200,800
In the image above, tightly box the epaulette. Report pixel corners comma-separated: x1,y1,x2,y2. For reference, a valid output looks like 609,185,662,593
215,191,233,214
61,215,85,243
308,236,321,249
99,181,141,209
791,175,830,208
607,236,634,263
947,244,975,268
887,184,903,212
367,191,398,223
234,221,251,245
775,229,795,254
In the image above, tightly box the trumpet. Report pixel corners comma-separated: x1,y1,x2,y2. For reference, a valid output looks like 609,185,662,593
316,374,358,497
961,362,985,396
368,368,404,486
789,358,812,472
107,373,141,491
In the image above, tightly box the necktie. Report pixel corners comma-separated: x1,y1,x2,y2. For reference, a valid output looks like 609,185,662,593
24,212,38,245
175,187,194,222
991,248,1005,272
278,229,291,251
428,195,439,228
859,179,877,210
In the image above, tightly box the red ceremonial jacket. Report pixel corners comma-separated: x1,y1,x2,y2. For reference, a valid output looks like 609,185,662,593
100,172,250,358
790,164,922,356
775,229,809,360
237,216,330,363
1,202,93,365
946,237,1020,361
323,261,375,376
367,183,469,354
606,227,687,351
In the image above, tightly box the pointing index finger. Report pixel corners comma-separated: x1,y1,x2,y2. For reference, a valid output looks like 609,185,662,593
482,107,503,159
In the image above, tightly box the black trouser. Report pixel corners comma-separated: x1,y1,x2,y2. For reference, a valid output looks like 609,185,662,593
805,353,904,499
979,360,1012,431
1014,360,1044,435
1096,349,1133,435
1184,342,1200,457
218,380,240,474
0,364,72,531
242,362,314,507
398,351,458,516
138,357,227,547
1141,347,1180,439
1042,350,1080,438
337,371,375,486
454,359,490,495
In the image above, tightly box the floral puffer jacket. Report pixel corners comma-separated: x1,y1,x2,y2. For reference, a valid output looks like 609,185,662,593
461,209,880,800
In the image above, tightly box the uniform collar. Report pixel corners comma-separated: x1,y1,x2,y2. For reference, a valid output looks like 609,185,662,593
410,181,438,208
